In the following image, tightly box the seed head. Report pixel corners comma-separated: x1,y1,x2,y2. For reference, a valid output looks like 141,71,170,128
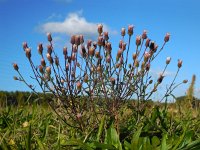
73,44,78,53
119,40,123,49
76,81,82,90
38,65,44,74
164,33,170,42
66,64,69,71
71,53,76,61
47,45,52,55
142,30,147,39
71,35,75,45
22,42,28,51
145,38,151,47
136,35,141,46
13,76,18,80
121,28,126,37
132,53,137,60
117,49,123,58
106,56,111,63
110,77,115,85
38,43,43,55
87,40,92,49
25,48,31,59
63,47,67,56
55,56,59,66
47,33,52,42
144,51,150,62
122,42,126,51
46,53,53,64
178,59,182,68
97,36,104,46
128,25,134,36
157,74,164,84
134,59,139,67
105,42,112,52
84,74,89,83
46,66,51,74
183,79,188,83
75,35,80,46
89,47,95,56
41,58,46,67
13,63,19,71
104,32,109,41
97,24,103,35
95,51,100,58
166,57,171,64
145,63,150,71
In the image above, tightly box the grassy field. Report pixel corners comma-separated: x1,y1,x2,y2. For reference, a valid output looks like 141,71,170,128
0,92,200,149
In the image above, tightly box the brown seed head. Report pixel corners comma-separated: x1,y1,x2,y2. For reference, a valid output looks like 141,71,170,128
47,45,52,55
71,53,76,61
132,53,137,60
166,57,171,64
87,40,92,49
145,63,150,71
66,64,69,71
47,33,52,42
183,79,188,84
46,66,51,74
97,36,104,46
73,44,78,53
63,47,67,56
142,30,147,39
178,59,182,68
76,81,82,90
22,42,28,51
122,42,126,51
119,40,123,49
110,77,115,85
128,25,134,36
46,53,53,64
157,74,164,84
121,28,126,37
84,74,89,83
145,38,151,47
117,49,123,58
97,24,103,35
38,65,44,74
41,58,46,67
95,51,100,58
75,35,80,46
106,55,111,63
25,48,31,59
144,51,150,62
55,57,59,66
164,33,170,42
13,76,18,80
134,59,139,67
104,32,109,41
38,43,43,55
71,35,75,45
89,47,95,56
136,35,141,46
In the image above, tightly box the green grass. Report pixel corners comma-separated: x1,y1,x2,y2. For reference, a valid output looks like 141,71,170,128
0,99,200,149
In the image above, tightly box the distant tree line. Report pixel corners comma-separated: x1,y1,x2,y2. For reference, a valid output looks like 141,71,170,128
0,91,50,107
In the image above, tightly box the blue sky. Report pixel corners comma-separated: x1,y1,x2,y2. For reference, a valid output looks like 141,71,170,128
0,0,200,99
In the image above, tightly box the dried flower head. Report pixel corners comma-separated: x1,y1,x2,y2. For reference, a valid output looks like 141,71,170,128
183,79,188,83
110,77,115,85
46,53,53,64
47,33,52,42
13,76,18,80
13,63,19,71
38,43,43,55
145,38,151,47
121,28,126,36
47,45,52,55
75,35,80,46
46,66,51,74
157,74,164,84
41,58,46,67
63,47,67,56
104,32,109,41
97,24,103,35
89,47,95,56
22,42,28,51
71,35,75,45
38,65,44,74
166,57,171,64
164,33,170,42
128,25,134,36
25,48,31,59
142,30,147,39
178,59,182,68
136,35,141,46
76,81,82,90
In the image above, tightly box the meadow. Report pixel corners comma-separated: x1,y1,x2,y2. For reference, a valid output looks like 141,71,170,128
1,25,200,149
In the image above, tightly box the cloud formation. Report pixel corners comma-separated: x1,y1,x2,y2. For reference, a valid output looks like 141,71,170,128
38,12,116,37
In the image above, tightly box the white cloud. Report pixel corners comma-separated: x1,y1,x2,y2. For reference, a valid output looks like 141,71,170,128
37,12,117,37
150,69,175,77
